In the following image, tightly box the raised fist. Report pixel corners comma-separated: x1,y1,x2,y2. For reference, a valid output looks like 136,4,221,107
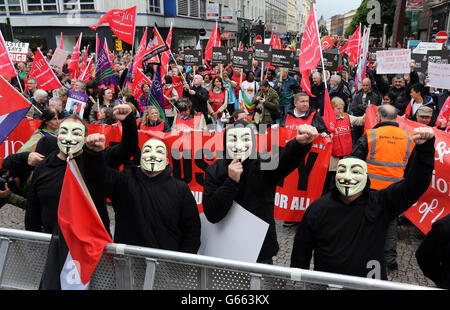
113,104,132,122
413,127,435,145
296,124,318,145
85,134,106,152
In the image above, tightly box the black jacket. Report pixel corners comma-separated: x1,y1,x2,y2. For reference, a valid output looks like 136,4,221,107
183,85,209,115
25,114,138,235
416,213,450,289
280,107,330,135
291,137,435,280
350,90,381,116
203,139,312,262
310,81,325,114
84,151,201,254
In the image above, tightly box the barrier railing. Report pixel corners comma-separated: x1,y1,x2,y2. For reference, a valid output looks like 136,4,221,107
0,228,438,290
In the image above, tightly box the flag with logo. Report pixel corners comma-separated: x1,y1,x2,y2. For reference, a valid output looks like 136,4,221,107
131,68,152,99
0,76,31,144
340,25,361,65
161,23,173,79
133,28,148,75
0,30,17,79
299,8,321,72
143,26,169,63
95,41,117,86
149,66,166,121
40,158,112,290
28,49,63,91
68,33,82,80
90,6,137,45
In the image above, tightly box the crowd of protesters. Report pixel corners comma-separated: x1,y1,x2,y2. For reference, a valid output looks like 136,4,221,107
0,39,449,290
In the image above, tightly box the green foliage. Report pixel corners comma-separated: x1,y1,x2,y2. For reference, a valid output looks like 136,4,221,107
344,0,397,38
319,24,329,37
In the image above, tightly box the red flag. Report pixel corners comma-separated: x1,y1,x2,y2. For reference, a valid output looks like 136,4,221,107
0,31,17,79
273,33,281,50
103,39,116,73
300,70,315,98
142,26,169,62
68,33,82,80
238,42,243,52
60,33,64,50
90,6,137,45
161,23,173,79
133,28,148,75
79,45,90,78
299,8,321,72
80,57,94,84
131,69,152,99
340,25,361,65
321,36,334,50
58,159,112,287
205,22,221,65
28,49,62,91
323,91,335,133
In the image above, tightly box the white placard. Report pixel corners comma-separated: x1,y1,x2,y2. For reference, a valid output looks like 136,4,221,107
5,41,29,63
428,62,450,90
198,202,269,263
413,42,443,55
49,48,70,72
376,49,411,74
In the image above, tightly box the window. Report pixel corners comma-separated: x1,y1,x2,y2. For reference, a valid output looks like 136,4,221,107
149,0,161,13
62,0,95,11
0,0,22,13
27,0,58,12
178,0,200,18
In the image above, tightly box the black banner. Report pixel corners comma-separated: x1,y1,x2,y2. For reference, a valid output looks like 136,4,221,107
231,51,253,71
289,49,301,75
253,44,272,62
323,48,340,72
271,49,295,69
412,53,428,73
427,50,450,64
184,50,203,66
212,47,231,65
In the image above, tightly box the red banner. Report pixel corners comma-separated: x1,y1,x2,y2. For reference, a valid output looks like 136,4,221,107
299,8,321,72
90,6,137,45
131,69,152,99
0,31,17,79
28,49,63,91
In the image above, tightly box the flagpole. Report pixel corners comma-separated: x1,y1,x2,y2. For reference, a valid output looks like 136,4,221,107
313,4,328,91
15,76,24,93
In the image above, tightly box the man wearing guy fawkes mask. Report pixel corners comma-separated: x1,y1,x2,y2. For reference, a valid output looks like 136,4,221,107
291,127,436,280
203,120,319,264
25,104,138,236
83,136,201,254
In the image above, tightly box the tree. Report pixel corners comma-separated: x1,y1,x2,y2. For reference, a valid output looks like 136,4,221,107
319,25,329,37
344,0,397,38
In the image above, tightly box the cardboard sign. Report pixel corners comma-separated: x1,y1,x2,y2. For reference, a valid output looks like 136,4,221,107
183,49,203,66
49,48,70,72
212,47,230,65
231,51,253,71
412,53,428,73
376,49,411,74
323,48,340,72
253,44,272,62
427,50,450,64
271,49,295,69
5,41,29,63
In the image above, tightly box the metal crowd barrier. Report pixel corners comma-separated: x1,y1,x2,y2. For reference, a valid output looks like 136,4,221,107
0,228,438,290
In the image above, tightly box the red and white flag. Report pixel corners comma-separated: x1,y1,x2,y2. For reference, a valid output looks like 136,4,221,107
79,44,90,78
131,69,152,99
68,33,82,80
143,26,169,62
340,25,361,65
80,57,94,84
299,8,321,72
204,22,221,66
322,90,336,133
28,49,62,91
133,28,148,75
57,159,112,290
161,23,173,79
0,31,17,79
90,6,137,45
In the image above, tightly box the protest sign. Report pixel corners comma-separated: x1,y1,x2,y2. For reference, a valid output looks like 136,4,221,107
231,51,253,71
253,44,272,62
427,50,450,64
376,49,411,74
65,90,89,117
412,53,428,73
322,48,340,72
271,49,296,69
183,49,203,67
413,42,442,55
49,48,69,72
212,47,230,65
289,49,301,75
5,41,29,63
427,62,450,90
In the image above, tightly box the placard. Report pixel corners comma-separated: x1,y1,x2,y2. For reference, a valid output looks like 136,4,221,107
323,48,340,72
231,51,253,71
289,49,301,75
65,90,88,117
271,49,295,69
376,49,411,74
412,53,428,73
5,41,29,63
253,44,272,62
212,47,230,65
428,62,450,90
183,49,203,66
413,42,443,55
49,48,70,72
427,50,450,64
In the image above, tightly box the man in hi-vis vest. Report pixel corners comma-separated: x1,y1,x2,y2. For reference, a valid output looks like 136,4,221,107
351,104,414,271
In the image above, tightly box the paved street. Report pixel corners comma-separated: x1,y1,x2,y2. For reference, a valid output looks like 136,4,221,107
0,204,436,289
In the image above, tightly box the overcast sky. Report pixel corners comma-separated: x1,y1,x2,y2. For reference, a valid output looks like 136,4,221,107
315,0,363,20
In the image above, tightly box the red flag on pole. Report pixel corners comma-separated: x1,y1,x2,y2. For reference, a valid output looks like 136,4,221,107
60,33,64,50
79,45,90,79
68,33,82,80
28,49,63,91
299,8,321,72
161,23,173,79
80,57,94,84
204,22,221,66
340,25,361,65
133,28,148,76
322,90,336,133
142,26,169,62
273,33,281,49
90,6,137,45
300,70,315,98
0,31,17,79
131,69,152,99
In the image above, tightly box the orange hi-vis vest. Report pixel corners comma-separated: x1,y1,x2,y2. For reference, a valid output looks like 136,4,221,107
366,126,414,190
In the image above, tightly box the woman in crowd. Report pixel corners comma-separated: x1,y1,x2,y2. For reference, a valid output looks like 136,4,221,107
138,83,152,114
85,80,99,123
18,107,60,153
89,87,119,124
97,107,117,126
202,74,213,92
207,76,229,132
171,98,207,132
28,89,49,120
222,70,238,115
139,105,171,133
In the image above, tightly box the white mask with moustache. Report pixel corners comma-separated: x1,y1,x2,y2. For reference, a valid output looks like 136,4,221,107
57,121,86,156
141,138,168,173
225,127,253,162
335,158,368,197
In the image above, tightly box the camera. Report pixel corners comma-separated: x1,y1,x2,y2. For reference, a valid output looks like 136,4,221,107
0,174,17,192
255,106,263,114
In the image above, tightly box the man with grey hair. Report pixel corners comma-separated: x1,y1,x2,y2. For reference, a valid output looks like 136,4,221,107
24,77,39,100
183,74,209,123
329,74,350,112
311,71,325,115
49,97,70,119
351,104,416,271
